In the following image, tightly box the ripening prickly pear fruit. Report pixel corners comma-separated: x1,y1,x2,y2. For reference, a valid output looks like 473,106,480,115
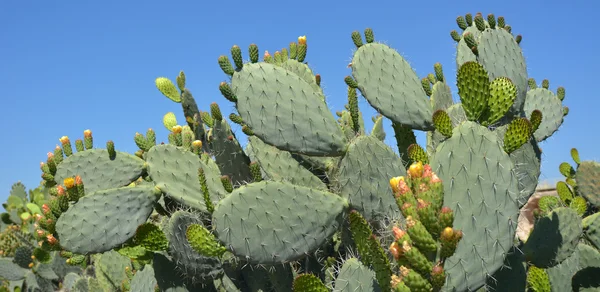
263,50,273,63
516,34,522,44
401,202,419,221
248,43,259,63
228,113,243,126
421,78,432,96
249,162,262,182
399,266,432,291
528,78,537,89
433,63,444,82
541,79,549,89
438,206,454,230
405,216,437,253
557,86,565,101
344,76,358,88
210,103,222,121
456,16,468,30
297,36,307,62
408,162,425,179
106,141,116,159
289,42,297,60
390,275,411,292
191,140,202,156
450,30,461,42
315,74,321,86
487,14,496,28
497,16,505,28
474,14,486,31
399,240,433,276
407,144,429,165
416,199,441,237
274,51,283,64
242,125,254,136
220,175,233,193
364,28,374,43
218,55,235,76
75,139,84,152
230,45,243,70
351,31,363,47
83,129,93,150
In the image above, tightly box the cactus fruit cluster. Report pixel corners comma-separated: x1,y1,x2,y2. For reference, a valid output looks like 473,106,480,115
0,11,597,292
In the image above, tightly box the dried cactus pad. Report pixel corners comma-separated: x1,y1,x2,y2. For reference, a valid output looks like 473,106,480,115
212,181,348,264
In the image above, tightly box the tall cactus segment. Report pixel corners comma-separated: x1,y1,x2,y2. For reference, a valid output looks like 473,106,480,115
430,121,520,291
55,185,161,254
211,181,348,264
349,30,434,131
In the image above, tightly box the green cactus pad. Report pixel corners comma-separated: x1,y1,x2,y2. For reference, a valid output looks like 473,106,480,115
129,265,157,292
155,77,181,103
146,144,226,212
526,266,551,292
486,248,527,291
481,77,518,126
0,258,27,280
351,43,434,130
370,115,385,141
55,185,161,254
571,243,600,291
54,148,145,194
523,88,564,142
293,274,328,292
212,181,348,264
164,211,223,281
455,26,481,68
584,213,600,251
230,62,346,156
94,250,132,291
335,135,405,222
163,112,178,131
508,139,541,206
333,258,381,292
279,59,324,100
523,207,582,268
575,161,600,207
430,82,454,112
457,61,490,121
430,121,519,291
245,136,327,190
477,29,528,114
432,110,453,137
210,119,253,186
503,118,532,154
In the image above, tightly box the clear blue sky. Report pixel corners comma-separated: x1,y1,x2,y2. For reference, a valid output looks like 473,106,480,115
2,0,598,202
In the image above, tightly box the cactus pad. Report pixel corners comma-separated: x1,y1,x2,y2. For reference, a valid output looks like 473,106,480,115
245,136,327,190
230,62,346,156
333,258,381,292
523,88,564,142
146,144,226,212
575,161,600,207
523,207,582,268
130,265,157,292
430,121,519,291
351,43,434,130
430,82,454,111
54,149,146,194
482,77,517,126
212,181,348,264
56,185,161,254
457,61,490,121
335,135,405,222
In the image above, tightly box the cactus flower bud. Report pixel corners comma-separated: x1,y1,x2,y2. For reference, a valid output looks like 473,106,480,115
423,164,433,178
264,50,271,58
34,214,43,221
63,177,75,189
47,152,54,159
75,175,83,185
36,229,45,237
392,226,405,241
46,234,58,245
172,125,183,134
56,185,66,196
431,174,441,183
389,242,400,259
42,204,51,215
408,161,424,178
192,140,202,148
298,35,307,45
59,136,70,145
389,176,404,193
84,129,92,138
441,227,454,240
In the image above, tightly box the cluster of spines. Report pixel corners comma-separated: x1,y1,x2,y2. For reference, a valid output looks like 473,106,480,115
388,162,463,291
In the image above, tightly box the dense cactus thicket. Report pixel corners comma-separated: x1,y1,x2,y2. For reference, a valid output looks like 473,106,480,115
2,12,599,292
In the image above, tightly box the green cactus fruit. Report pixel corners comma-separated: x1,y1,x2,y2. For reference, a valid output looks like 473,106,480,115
60,136,73,157
557,86,565,101
569,196,587,217
398,266,433,291
528,78,537,89
563,106,569,116
570,148,580,165
210,102,222,122
457,61,489,121
176,70,186,91
530,110,542,133
407,144,429,165
333,258,381,292
524,207,582,268
75,139,84,152
351,40,434,131
146,144,226,212
505,25,512,33
516,34,522,44
230,45,243,70
292,274,327,292
134,133,152,152
146,128,156,146
438,206,454,229
398,240,433,277
219,82,237,103
248,43,259,63
556,181,574,204
392,123,417,165
155,77,181,103
200,111,213,128
186,224,227,258
351,31,363,48
228,113,243,126
463,32,477,53
456,16,468,30
432,110,453,138
212,181,348,264
364,28,375,43
427,73,436,85
55,185,161,254
559,162,576,178
421,77,432,96
487,13,496,28
503,118,532,154
481,77,518,126
249,161,262,182
230,62,346,156
474,14,486,31
336,135,406,222
162,112,178,131
526,266,551,292
404,216,437,253
218,55,235,76
541,79,549,89
220,175,233,193
450,30,461,42
575,161,600,207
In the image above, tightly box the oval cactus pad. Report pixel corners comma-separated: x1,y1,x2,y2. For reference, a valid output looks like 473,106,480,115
231,63,347,156
212,181,348,264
